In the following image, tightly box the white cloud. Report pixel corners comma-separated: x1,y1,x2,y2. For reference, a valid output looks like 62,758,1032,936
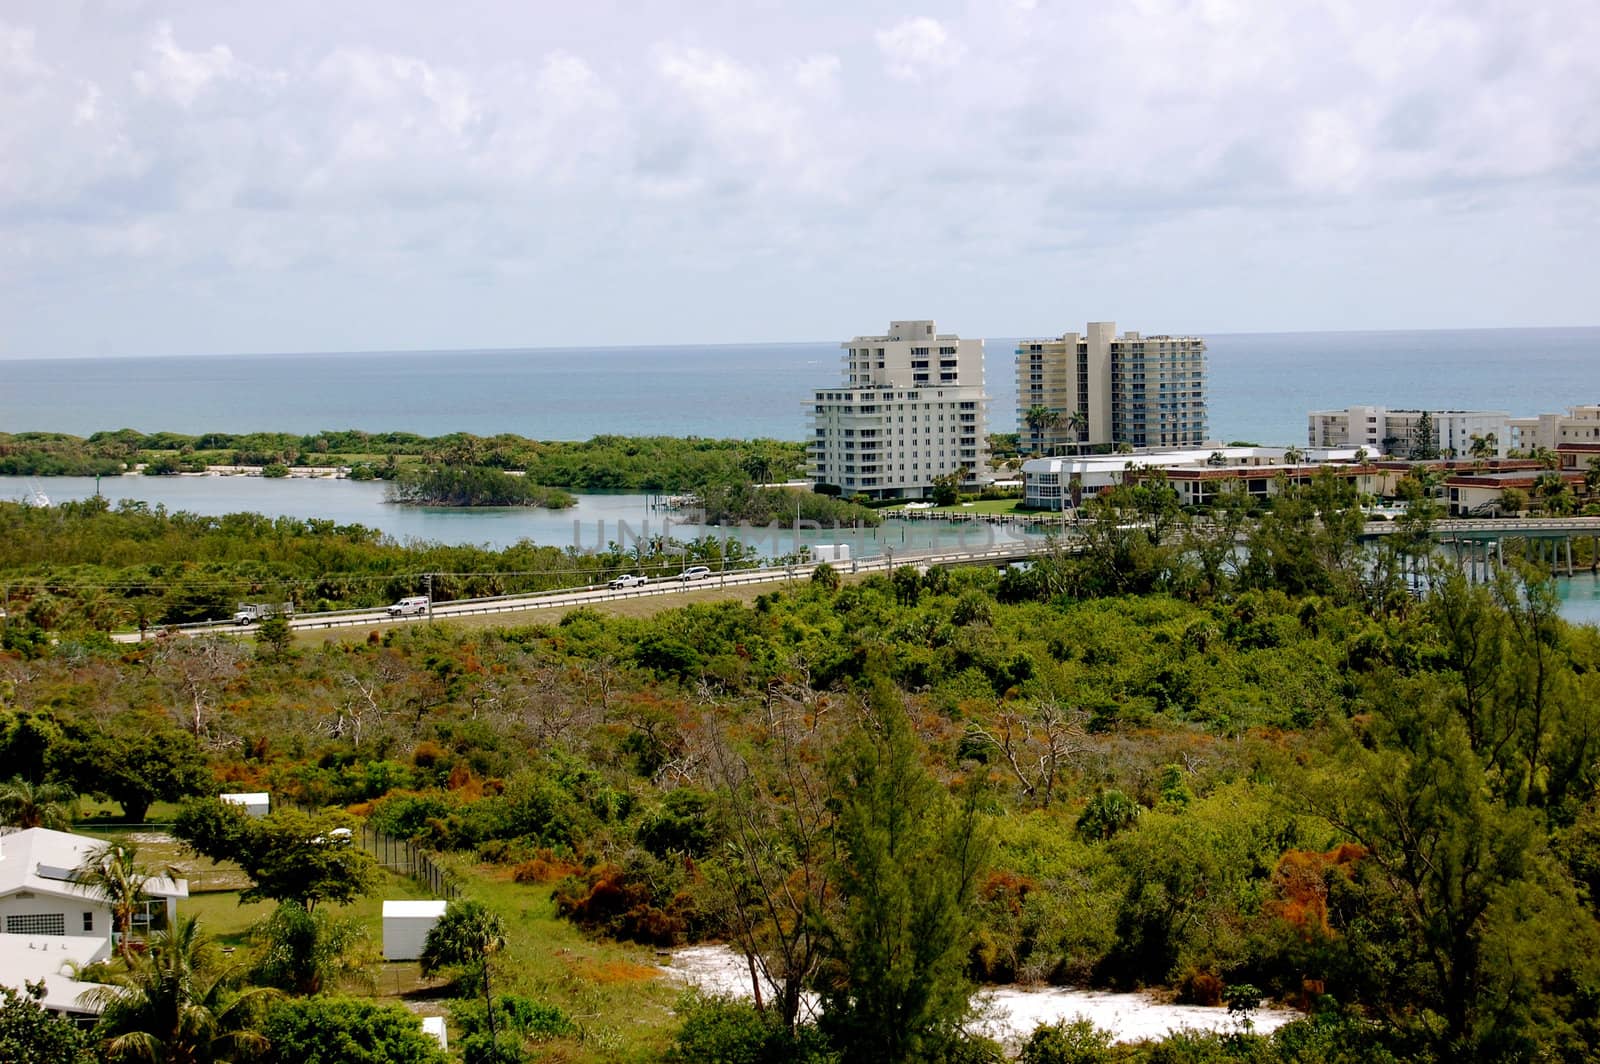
0,0,1597,357
875,17,964,80
793,53,840,95
132,23,243,107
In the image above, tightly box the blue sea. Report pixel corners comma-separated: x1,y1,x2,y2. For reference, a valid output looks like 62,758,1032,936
3,327,1597,444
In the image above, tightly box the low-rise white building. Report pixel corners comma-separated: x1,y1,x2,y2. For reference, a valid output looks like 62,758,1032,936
808,320,991,500
1022,446,1366,510
1509,405,1600,452
0,827,188,954
1307,406,1510,458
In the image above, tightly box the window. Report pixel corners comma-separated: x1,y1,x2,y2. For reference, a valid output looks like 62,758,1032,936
83,911,94,932
7,913,66,936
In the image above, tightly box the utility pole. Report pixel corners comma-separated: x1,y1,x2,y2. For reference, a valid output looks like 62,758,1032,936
424,572,433,618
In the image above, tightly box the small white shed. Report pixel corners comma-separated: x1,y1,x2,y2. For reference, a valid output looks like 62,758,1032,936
219,792,270,818
382,900,449,961
420,1016,448,1052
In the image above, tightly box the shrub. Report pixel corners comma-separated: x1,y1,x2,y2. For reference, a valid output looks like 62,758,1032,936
668,994,836,1064
259,997,446,1064
1019,1018,1115,1064
1076,791,1140,841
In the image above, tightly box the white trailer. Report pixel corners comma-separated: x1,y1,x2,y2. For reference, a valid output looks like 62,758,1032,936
808,544,851,563
219,792,270,818
382,900,449,961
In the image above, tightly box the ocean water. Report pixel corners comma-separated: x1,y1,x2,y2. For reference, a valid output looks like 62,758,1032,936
2,327,1596,444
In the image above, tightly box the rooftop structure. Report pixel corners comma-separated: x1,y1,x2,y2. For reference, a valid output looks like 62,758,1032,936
0,934,113,1015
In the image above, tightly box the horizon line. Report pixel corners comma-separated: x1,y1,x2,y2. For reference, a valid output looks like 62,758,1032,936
3,322,1598,363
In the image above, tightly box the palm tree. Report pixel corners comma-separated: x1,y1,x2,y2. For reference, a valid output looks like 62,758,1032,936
0,777,77,830
76,842,172,961
1023,405,1060,451
1062,408,1088,440
86,915,276,1063
420,900,507,1050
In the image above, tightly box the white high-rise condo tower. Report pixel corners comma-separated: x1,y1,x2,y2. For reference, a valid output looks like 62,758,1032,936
808,320,991,500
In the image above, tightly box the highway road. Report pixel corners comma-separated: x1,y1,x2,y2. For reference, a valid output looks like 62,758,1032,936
111,540,1051,643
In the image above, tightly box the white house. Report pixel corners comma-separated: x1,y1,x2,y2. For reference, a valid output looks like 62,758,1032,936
0,828,188,956
382,899,449,961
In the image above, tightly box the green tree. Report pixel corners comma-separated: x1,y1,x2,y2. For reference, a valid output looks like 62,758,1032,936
255,615,293,662
930,470,964,507
420,901,508,1055
1301,676,1600,1057
0,776,76,829
1409,411,1440,459
57,723,210,822
88,916,276,1063
251,901,374,996
0,981,96,1064
817,678,989,1064
258,997,446,1064
174,802,379,911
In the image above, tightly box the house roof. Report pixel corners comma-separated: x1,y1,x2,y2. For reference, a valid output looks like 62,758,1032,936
0,934,113,1015
0,828,188,902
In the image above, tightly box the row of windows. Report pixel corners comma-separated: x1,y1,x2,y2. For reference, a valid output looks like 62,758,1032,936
5,912,93,935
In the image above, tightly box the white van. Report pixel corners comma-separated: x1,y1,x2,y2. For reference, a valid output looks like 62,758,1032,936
387,596,430,617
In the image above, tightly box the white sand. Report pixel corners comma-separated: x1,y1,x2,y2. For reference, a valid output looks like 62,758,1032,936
659,945,1301,1045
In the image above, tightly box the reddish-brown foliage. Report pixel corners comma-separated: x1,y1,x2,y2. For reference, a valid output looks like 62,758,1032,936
1267,843,1366,937
512,850,585,885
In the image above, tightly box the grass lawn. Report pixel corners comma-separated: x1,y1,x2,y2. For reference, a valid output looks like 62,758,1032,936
440,859,682,1062
75,797,185,826
170,857,681,1060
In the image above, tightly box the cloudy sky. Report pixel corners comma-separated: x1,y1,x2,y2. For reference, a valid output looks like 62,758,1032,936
2,0,1596,358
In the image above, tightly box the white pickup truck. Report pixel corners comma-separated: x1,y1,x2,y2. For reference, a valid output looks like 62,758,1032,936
387,596,430,617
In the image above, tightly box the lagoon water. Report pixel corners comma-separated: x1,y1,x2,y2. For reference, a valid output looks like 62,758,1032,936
5,473,1598,626
0,474,1030,560
3,327,1598,444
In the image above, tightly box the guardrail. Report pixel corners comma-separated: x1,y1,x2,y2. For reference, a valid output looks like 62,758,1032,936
115,542,1058,642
